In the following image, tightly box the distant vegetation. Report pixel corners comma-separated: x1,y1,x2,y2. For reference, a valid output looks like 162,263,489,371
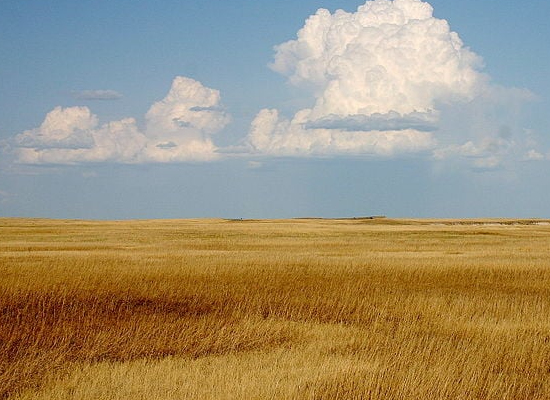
1,218,550,399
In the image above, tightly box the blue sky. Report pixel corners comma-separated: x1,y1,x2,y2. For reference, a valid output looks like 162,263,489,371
1,0,549,219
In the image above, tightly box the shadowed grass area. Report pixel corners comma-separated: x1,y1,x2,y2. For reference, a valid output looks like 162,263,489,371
1,218,550,399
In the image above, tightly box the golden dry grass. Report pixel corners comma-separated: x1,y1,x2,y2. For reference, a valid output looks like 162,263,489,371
1,217,550,399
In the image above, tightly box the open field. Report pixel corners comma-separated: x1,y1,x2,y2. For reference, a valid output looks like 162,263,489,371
1,217,550,399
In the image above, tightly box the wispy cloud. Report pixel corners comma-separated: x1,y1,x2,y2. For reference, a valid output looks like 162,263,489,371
247,160,262,169
304,111,438,132
0,190,10,203
72,90,123,101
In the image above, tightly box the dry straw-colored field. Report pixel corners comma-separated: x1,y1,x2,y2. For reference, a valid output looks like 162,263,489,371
1,217,550,399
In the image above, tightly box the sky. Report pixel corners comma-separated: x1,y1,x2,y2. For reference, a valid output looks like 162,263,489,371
1,0,549,219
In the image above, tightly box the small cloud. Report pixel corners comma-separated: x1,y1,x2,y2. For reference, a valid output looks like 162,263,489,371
434,138,512,170
189,106,224,112
472,156,502,171
247,160,263,169
173,118,193,128
82,171,98,178
73,90,123,101
156,141,177,149
0,190,10,203
524,149,544,161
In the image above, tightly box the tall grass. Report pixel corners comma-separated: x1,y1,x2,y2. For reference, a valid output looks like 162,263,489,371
1,218,550,399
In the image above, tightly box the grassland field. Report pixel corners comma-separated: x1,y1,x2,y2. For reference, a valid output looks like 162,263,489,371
1,217,550,399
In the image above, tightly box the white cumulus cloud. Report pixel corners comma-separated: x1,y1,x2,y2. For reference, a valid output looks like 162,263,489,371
15,106,97,150
246,0,537,162
271,0,482,117
12,77,230,164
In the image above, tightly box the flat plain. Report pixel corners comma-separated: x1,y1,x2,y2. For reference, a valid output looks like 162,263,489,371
1,217,550,399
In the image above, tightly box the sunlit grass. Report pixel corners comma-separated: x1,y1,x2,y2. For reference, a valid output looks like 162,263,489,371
1,218,550,399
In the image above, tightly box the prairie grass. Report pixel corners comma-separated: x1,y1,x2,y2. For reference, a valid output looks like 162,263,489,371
1,218,550,399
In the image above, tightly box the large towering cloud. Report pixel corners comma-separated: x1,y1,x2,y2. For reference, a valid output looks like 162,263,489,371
246,0,535,163
13,77,230,164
